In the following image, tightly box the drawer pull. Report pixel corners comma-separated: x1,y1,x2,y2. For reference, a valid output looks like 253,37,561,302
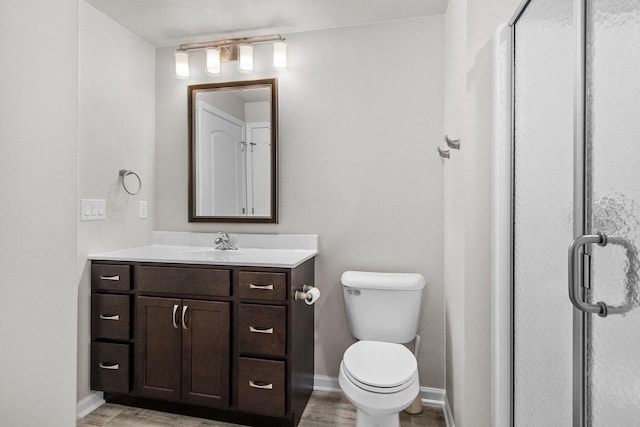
99,314,120,321
249,283,274,290
182,305,189,330
249,326,274,334
99,362,120,370
249,380,273,390
172,304,179,329
100,275,120,281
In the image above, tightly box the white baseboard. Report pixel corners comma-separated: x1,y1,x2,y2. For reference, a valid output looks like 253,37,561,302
443,394,455,427
314,374,341,392
420,386,445,407
76,391,105,419
314,375,454,426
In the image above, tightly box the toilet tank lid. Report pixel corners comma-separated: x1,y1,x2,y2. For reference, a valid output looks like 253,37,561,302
341,271,425,290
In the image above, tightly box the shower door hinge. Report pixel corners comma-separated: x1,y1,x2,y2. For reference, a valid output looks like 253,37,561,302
582,253,592,289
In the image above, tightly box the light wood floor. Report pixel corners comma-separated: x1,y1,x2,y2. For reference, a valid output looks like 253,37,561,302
77,391,446,427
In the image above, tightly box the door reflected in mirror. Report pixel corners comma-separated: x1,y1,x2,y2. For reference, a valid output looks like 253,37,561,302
188,79,277,223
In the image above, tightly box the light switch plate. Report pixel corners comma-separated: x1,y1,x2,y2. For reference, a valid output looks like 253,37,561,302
139,201,148,219
81,199,106,220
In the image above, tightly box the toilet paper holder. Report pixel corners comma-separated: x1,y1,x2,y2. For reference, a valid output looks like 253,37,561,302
294,284,319,304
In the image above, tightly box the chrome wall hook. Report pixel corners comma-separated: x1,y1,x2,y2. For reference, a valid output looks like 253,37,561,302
437,146,450,159
445,134,461,150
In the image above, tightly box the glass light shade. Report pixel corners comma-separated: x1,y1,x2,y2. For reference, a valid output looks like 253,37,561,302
272,41,288,69
174,51,190,79
238,44,254,72
206,48,221,75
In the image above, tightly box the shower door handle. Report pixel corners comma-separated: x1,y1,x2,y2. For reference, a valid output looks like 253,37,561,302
568,232,610,317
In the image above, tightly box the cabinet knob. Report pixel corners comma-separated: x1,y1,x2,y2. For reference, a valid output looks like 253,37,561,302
100,275,120,281
99,314,120,321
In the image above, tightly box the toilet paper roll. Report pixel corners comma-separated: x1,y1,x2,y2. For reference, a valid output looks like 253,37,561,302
305,287,320,305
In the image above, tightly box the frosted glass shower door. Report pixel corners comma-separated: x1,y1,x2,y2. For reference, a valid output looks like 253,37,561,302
512,0,640,425
512,0,575,425
585,1,640,425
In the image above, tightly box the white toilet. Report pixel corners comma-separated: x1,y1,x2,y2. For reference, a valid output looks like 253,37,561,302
338,270,426,427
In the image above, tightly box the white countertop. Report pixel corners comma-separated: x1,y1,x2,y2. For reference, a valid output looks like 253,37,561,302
89,232,319,268
89,245,317,268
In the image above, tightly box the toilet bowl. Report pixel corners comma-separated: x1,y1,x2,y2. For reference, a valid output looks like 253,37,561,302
338,340,420,427
339,271,426,427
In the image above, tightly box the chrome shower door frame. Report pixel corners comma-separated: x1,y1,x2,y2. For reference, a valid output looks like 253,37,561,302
572,1,588,425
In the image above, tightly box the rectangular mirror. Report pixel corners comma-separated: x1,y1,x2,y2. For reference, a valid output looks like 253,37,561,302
188,79,277,223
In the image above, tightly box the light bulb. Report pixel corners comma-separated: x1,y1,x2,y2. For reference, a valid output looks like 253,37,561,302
273,41,288,69
238,44,254,72
174,51,190,79
206,48,221,75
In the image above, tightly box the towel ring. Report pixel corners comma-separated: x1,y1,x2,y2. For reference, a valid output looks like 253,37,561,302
119,169,141,195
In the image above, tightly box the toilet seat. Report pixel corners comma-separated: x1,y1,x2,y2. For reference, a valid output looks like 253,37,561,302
342,362,418,394
342,341,418,394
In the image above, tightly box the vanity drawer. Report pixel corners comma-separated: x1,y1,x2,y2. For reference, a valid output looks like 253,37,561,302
92,264,131,291
91,294,130,340
137,266,231,297
237,358,285,417
239,304,286,357
238,271,287,301
91,342,130,393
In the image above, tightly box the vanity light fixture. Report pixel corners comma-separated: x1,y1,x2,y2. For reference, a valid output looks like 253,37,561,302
174,34,286,78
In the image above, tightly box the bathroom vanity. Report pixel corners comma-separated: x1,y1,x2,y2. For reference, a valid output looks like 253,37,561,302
89,233,318,427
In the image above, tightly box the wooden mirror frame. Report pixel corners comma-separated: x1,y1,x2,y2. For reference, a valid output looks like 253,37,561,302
188,78,278,223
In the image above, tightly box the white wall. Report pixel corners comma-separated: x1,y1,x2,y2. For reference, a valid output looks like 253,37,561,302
444,0,468,420
77,0,156,401
155,17,446,388
443,0,522,426
245,101,270,122
0,1,79,425
201,91,246,121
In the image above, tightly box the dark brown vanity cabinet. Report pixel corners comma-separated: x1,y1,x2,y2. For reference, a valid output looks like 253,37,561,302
90,264,132,394
135,296,230,408
90,258,315,427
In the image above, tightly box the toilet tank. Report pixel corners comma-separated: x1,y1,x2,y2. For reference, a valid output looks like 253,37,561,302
341,271,425,344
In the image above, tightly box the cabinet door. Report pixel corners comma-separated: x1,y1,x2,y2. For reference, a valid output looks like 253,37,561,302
135,296,182,401
181,299,230,408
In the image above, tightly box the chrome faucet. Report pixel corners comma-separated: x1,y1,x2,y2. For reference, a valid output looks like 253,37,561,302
214,232,237,250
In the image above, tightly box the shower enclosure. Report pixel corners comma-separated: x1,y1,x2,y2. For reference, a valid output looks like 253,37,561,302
501,0,640,425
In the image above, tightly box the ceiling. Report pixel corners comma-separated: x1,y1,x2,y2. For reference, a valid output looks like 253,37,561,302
85,0,449,47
